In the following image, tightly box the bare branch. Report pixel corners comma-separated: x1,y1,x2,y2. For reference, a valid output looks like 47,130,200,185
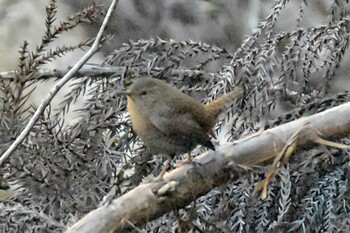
0,0,119,166
66,101,350,233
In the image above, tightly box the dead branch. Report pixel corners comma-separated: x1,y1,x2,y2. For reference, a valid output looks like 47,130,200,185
66,101,350,233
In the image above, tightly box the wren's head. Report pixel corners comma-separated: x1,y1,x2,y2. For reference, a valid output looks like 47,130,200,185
127,77,171,108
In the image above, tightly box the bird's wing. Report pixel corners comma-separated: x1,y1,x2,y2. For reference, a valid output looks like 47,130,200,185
148,102,210,146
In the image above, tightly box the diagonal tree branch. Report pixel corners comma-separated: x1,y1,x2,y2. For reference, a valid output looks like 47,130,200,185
66,101,350,233
0,0,119,166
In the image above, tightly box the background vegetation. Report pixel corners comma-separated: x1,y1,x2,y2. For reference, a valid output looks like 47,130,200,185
0,0,349,232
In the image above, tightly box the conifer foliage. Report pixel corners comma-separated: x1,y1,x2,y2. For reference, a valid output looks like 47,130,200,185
0,0,350,232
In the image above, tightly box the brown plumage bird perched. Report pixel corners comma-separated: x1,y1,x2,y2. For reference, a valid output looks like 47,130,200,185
124,76,244,178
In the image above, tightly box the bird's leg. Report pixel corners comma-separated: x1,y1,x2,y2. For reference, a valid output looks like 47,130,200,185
254,122,350,199
175,152,201,168
158,159,171,179
186,152,192,162
142,158,171,183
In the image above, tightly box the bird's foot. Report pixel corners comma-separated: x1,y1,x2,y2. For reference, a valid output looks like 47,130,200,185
175,153,203,168
141,159,172,183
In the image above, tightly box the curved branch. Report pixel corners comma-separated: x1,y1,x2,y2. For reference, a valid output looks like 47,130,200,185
66,102,350,233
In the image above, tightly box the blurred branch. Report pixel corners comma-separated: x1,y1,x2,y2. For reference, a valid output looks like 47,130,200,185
0,65,125,81
66,101,350,233
0,66,219,81
0,0,119,166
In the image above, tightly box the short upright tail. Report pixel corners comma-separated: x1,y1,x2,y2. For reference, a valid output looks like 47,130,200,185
204,85,244,119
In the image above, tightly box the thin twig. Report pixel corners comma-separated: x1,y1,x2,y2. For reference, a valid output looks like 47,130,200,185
122,218,142,233
0,0,119,166
0,65,125,81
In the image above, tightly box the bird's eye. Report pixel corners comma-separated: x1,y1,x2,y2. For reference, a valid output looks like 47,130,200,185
140,91,147,96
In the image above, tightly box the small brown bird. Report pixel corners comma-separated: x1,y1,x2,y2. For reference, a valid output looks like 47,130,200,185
125,76,244,178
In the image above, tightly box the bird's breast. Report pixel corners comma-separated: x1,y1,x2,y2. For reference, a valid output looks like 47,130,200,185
127,97,152,139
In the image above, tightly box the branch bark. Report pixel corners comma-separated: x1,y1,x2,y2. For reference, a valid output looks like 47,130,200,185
66,101,350,233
